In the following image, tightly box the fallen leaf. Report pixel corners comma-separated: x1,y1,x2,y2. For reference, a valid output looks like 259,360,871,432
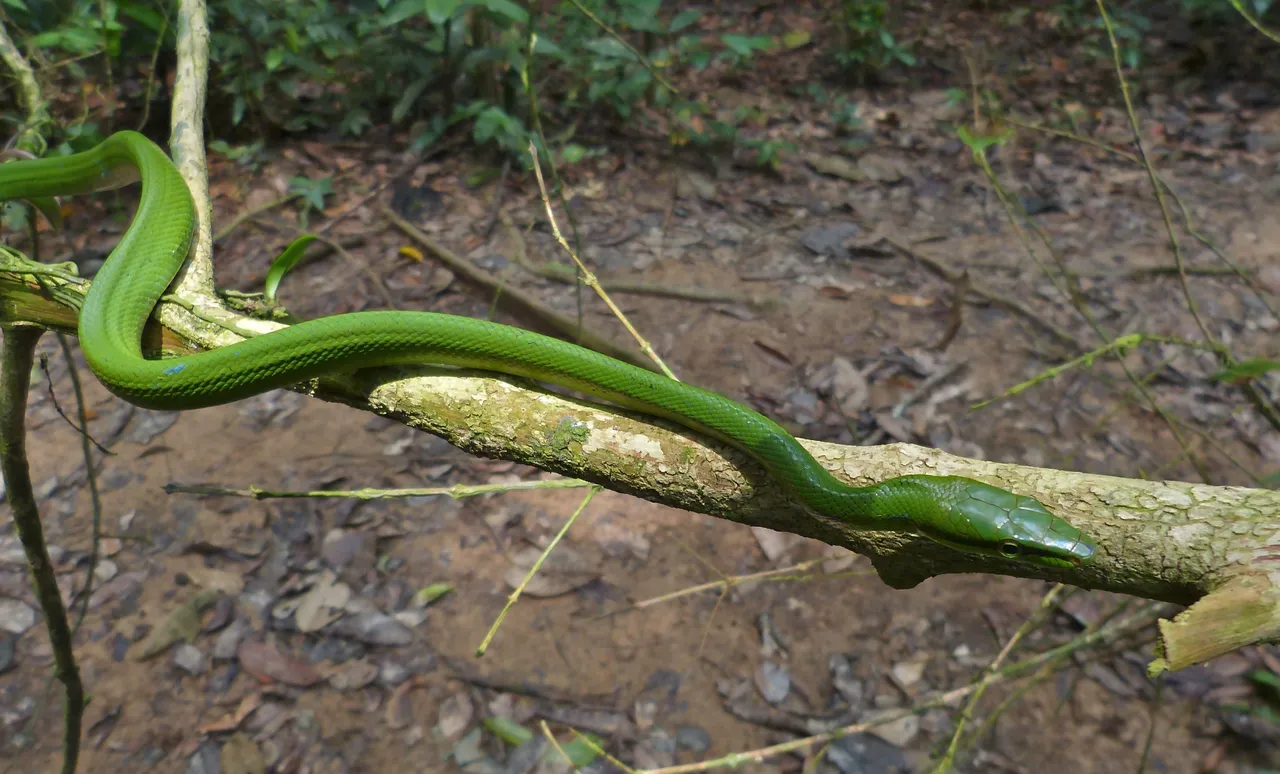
220,732,265,774
504,545,598,599
236,641,321,687
198,693,263,734
888,294,935,307
294,572,350,633
133,590,221,660
184,567,245,596
804,152,865,182
325,658,379,691
436,692,474,739
399,245,424,262
386,678,420,730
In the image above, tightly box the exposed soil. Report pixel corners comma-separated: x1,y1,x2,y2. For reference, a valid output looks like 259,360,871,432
3,4,1280,774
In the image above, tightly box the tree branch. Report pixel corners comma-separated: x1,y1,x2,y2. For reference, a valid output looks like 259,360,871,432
3,264,1278,670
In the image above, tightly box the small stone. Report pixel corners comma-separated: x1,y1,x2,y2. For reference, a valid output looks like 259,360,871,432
206,662,239,694
393,610,427,629
827,732,910,774
0,598,36,634
184,740,220,774
379,658,412,686
864,710,920,747
173,644,208,675
306,637,364,664
334,610,413,646
436,692,473,739
674,725,710,753
328,659,378,691
92,560,118,583
754,660,790,705
633,729,677,770
212,618,249,660
890,656,928,689
322,530,375,575
110,632,131,662
633,697,659,730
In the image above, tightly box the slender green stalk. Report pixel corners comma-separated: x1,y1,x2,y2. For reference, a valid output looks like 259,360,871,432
56,335,104,635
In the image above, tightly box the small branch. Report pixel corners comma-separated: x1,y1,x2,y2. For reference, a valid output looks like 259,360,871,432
501,213,773,307
0,327,84,774
382,204,657,371
476,486,599,656
529,144,677,379
169,0,213,297
886,238,1079,353
54,337,105,635
212,193,300,242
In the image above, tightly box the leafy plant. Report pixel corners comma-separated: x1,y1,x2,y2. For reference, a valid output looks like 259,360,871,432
831,0,916,80
288,175,333,228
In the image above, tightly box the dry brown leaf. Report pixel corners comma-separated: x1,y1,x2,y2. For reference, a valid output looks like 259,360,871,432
236,641,321,687
197,693,263,734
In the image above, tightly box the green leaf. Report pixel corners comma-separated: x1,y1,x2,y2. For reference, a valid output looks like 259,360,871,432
30,27,102,54
560,143,587,164
669,8,702,31
531,35,566,60
380,0,425,27
412,583,453,607
541,735,604,767
232,96,246,127
1,0,29,11
956,124,1013,155
288,176,334,211
781,29,811,49
1212,358,1280,382
264,235,317,303
118,1,166,33
425,0,464,25
477,0,527,23
392,77,431,124
584,37,637,61
1249,668,1280,690
265,47,285,72
483,717,533,745
721,34,772,57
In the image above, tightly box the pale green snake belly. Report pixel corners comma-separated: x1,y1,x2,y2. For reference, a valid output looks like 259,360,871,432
0,131,1097,569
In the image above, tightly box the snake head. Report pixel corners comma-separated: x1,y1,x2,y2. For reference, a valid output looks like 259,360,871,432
906,477,1098,569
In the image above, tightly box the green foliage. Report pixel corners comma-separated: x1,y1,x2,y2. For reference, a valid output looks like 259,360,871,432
9,0,773,162
1051,0,1278,69
287,175,333,228
831,0,915,78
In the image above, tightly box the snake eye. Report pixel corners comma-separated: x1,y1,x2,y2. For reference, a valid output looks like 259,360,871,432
999,541,1021,557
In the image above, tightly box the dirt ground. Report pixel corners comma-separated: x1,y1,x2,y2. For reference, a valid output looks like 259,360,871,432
4,5,1280,774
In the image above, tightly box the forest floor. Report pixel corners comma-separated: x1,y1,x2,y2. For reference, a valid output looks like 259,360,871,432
3,4,1280,774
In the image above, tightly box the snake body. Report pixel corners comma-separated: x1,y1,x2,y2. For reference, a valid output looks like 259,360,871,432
0,131,1096,568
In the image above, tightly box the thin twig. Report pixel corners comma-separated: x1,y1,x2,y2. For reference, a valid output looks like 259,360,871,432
476,486,600,656
931,584,1066,772
529,143,678,379
55,336,105,636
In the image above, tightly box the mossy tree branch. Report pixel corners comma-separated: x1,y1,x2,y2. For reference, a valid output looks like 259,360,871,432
2,265,1279,672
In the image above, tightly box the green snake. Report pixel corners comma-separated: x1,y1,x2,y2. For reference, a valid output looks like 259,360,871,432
0,131,1097,569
